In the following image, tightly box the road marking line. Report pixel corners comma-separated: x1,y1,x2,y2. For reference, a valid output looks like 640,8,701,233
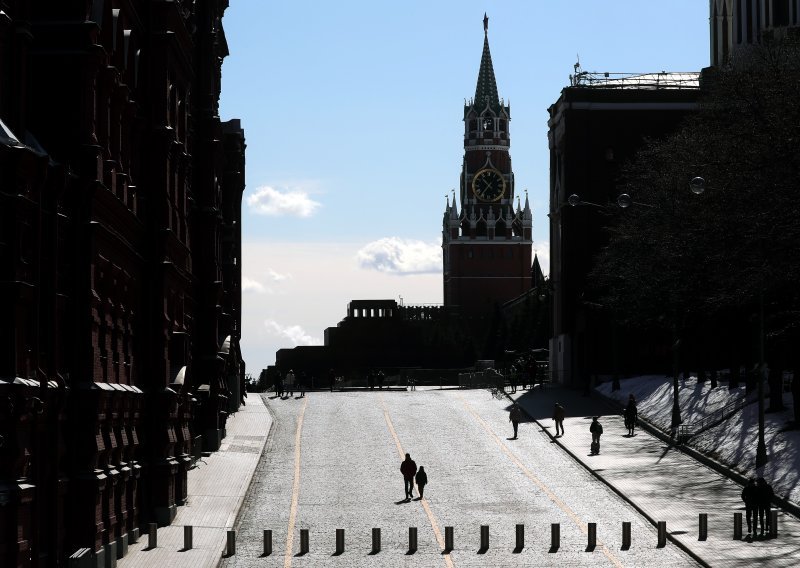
381,398,455,568
284,396,309,568
459,395,625,568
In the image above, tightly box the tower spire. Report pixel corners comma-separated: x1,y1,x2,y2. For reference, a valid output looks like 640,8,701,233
475,14,499,108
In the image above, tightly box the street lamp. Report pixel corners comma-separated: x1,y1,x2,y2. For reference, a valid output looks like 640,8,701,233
570,176,704,423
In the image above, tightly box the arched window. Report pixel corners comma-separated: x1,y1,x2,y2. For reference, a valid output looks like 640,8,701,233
495,219,506,239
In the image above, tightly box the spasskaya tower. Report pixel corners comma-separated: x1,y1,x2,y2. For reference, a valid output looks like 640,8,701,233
442,14,533,315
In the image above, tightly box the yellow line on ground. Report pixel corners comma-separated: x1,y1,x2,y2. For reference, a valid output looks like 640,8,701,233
283,396,309,568
381,397,455,568
458,395,625,568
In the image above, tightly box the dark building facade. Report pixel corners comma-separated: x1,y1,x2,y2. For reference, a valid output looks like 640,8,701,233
547,76,701,386
0,1,245,567
274,300,475,383
442,15,533,318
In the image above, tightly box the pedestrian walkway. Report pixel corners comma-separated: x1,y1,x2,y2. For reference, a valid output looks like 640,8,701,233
117,393,272,568
511,385,800,568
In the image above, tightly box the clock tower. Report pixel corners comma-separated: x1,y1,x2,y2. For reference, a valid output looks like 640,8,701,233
442,14,533,316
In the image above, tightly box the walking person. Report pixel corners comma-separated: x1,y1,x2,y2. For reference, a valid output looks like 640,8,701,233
756,477,775,537
624,394,638,436
741,477,758,536
589,416,603,455
415,466,428,500
275,374,284,398
509,403,523,439
298,371,306,397
400,453,417,501
328,368,336,392
552,403,565,437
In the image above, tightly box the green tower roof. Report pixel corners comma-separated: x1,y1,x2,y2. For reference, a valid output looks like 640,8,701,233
474,14,500,109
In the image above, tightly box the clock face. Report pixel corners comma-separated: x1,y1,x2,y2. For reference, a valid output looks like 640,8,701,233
472,168,506,202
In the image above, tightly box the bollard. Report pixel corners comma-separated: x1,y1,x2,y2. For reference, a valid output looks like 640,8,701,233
184,526,193,550
551,523,560,551
622,522,631,550
587,523,597,550
480,525,489,551
699,513,708,541
263,530,272,556
226,530,236,556
335,529,344,555
770,510,778,538
409,527,418,553
657,521,667,548
300,529,309,555
148,523,157,549
444,526,454,553
372,528,380,554
733,512,743,540
515,524,524,551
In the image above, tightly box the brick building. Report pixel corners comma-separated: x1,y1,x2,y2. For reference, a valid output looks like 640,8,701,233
0,1,245,566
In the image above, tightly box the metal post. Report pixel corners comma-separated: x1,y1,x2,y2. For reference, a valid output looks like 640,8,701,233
184,526,193,550
335,529,344,554
770,510,778,538
371,528,380,554
734,512,743,540
588,523,597,549
263,530,272,556
226,530,236,556
444,526,454,552
756,291,768,467
699,513,708,541
409,527,417,553
300,529,309,554
657,521,667,548
551,523,560,550
148,523,157,549
515,524,524,550
622,522,631,549
480,525,489,551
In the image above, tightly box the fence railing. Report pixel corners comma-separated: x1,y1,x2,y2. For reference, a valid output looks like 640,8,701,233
677,392,756,442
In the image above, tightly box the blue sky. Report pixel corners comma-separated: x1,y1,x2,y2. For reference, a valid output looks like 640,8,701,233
219,1,710,375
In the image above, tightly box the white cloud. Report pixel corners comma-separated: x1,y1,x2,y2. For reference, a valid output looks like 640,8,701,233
267,269,291,282
263,319,322,347
356,237,442,274
242,276,267,294
246,185,321,217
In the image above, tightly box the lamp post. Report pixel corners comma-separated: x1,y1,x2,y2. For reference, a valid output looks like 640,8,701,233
569,175,705,427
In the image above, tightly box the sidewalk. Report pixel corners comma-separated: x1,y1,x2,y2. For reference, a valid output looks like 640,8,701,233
117,393,272,568
511,386,800,568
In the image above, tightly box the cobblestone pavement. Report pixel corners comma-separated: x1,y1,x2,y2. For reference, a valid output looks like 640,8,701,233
220,389,697,567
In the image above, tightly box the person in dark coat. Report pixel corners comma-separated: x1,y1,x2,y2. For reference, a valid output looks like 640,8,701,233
553,403,565,436
509,403,523,439
275,375,284,398
624,395,638,436
741,477,758,535
415,466,428,499
400,453,417,500
589,416,603,454
756,477,775,536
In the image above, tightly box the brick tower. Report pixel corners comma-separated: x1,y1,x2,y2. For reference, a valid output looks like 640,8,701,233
442,14,532,316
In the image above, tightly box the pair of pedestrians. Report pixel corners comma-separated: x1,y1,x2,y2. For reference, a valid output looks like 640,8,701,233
741,477,776,537
400,453,428,501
